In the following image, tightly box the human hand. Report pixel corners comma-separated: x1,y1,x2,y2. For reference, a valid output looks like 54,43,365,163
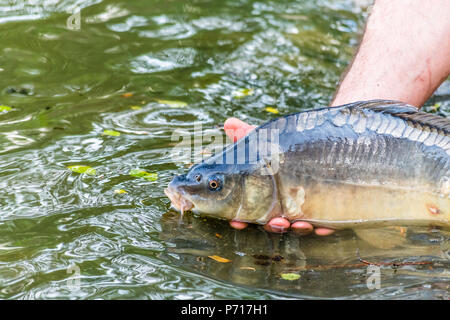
223,117,335,236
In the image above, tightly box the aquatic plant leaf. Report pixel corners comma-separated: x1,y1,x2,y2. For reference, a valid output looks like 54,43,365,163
114,189,128,194
430,103,441,113
129,169,158,181
280,273,301,281
156,99,188,107
103,129,121,136
0,105,13,112
208,255,231,263
130,105,142,110
129,169,149,177
265,107,279,114
233,88,254,99
143,173,158,181
67,165,96,175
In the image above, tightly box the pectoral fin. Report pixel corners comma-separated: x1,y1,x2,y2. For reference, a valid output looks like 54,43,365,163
281,186,305,220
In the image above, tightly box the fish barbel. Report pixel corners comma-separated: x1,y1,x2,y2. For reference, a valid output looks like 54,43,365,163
165,100,450,229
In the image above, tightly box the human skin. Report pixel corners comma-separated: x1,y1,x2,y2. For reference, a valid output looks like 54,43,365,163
225,0,450,235
331,0,450,107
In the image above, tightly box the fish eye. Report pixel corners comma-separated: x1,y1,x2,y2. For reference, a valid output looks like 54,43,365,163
208,178,220,191
194,174,202,182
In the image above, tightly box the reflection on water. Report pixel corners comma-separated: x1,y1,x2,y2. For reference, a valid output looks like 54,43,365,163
160,212,449,299
0,0,448,299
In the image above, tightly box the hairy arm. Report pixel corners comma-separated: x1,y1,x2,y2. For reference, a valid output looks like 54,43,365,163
225,0,450,235
331,0,450,107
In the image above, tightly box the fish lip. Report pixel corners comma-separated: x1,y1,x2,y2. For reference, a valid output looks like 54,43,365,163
164,186,194,214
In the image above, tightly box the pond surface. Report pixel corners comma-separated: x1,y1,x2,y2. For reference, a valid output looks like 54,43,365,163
0,0,448,299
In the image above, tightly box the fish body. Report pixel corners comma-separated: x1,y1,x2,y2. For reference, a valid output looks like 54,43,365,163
165,100,450,229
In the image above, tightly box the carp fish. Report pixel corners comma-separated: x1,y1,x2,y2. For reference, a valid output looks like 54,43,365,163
165,100,450,230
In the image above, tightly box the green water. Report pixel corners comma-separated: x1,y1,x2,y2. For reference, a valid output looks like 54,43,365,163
0,0,448,299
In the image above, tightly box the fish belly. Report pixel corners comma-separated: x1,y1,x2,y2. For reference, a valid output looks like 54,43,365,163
295,181,450,229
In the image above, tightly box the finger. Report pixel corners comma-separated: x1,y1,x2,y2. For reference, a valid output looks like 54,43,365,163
291,221,314,235
314,228,335,236
229,220,248,230
224,118,257,142
263,217,290,233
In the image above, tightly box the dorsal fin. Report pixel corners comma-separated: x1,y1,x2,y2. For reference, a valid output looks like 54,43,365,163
346,99,418,114
346,99,450,133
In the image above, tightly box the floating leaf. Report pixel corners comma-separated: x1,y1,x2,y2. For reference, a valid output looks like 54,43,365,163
114,189,128,194
265,107,279,114
129,169,158,181
233,88,254,99
130,105,142,110
129,169,149,178
103,129,121,137
121,92,133,98
0,105,12,112
280,273,301,281
67,165,96,175
156,99,188,108
208,255,231,263
430,103,441,113
143,173,158,181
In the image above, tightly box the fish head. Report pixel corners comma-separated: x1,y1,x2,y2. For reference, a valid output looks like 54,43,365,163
165,162,279,223
165,163,243,219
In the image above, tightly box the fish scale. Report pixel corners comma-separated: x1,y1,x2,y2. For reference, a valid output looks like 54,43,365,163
167,100,450,229
246,100,449,187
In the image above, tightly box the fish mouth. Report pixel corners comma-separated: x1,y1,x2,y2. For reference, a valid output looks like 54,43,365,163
164,186,194,215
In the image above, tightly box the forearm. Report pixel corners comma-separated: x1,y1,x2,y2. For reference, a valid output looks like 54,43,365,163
331,0,450,108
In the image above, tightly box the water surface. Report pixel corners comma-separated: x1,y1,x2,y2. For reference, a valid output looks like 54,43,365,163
0,0,448,299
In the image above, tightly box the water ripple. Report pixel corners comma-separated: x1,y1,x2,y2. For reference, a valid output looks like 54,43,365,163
0,0,448,300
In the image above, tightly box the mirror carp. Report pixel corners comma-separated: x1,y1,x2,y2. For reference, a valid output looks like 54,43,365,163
165,100,450,230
